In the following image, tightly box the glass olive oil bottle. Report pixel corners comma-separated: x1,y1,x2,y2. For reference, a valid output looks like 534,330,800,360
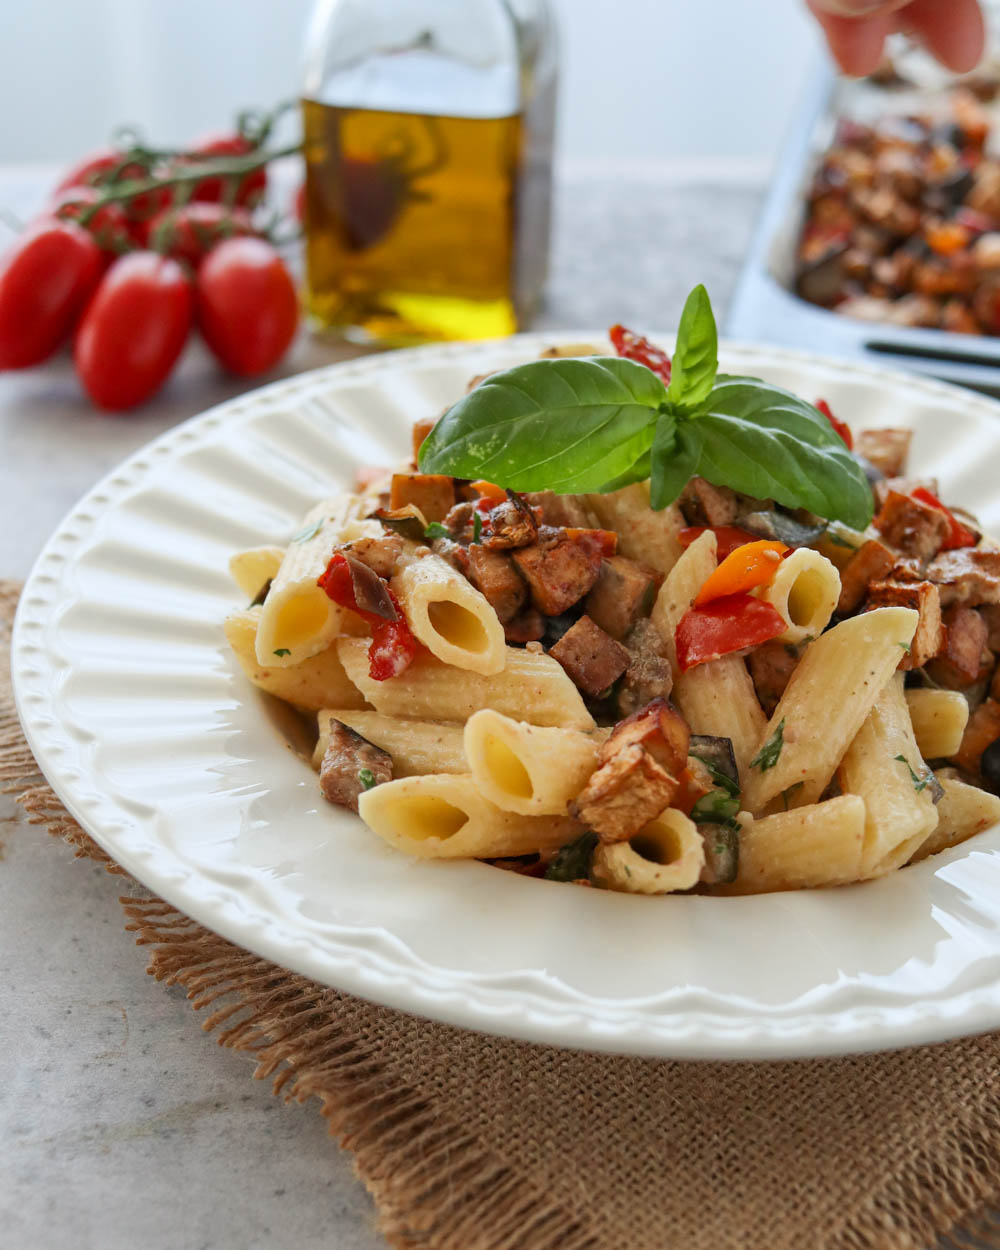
301,0,556,345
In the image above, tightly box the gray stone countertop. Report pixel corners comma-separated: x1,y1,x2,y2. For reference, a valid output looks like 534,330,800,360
0,164,761,1250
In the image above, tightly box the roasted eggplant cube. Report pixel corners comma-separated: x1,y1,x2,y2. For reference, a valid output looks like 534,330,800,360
549,616,631,697
699,823,740,885
584,556,660,639
389,473,456,522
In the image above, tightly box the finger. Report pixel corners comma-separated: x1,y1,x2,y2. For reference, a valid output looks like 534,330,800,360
806,3,895,76
896,0,985,72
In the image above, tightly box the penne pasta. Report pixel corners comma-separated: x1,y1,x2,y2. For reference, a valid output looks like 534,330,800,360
719,796,867,893
358,773,580,859
905,688,970,761
313,710,466,775
755,547,840,646
255,495,366,667
392,550,506,675
464,709,600,815
651,529,766,783
910,771,1000,862
741,607,920,814
228,545,285,600
225,608,370,712
337,638,596,730
592,809,704,894
838,674,939,877
585,481,685,575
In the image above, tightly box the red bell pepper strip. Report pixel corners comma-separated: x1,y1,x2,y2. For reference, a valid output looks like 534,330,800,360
564,527,618,558
910,486,978,550
609,324,672,384
694,540,787,607
679,525,763,561
675,593,786,672
318,552,418,681
815,398,853,450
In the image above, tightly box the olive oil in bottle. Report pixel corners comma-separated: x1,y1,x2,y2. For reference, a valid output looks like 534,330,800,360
301,1,556,345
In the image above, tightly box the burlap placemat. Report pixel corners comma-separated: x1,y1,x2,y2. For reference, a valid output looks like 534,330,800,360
5,578,1000,1250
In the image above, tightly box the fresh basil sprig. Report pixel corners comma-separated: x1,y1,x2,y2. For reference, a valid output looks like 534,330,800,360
418,285,874,529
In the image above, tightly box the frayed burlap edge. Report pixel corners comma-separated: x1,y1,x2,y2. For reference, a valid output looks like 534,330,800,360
1,580,596,1250
6,574,1000,1250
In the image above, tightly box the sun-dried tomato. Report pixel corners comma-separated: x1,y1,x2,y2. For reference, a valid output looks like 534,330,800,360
814,398,853,449
608,324,672,384
318,551,419,681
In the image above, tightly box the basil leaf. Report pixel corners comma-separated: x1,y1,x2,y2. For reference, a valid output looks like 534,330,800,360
424,521,449,539
667,284,717,413
693,379,873,529
650,416,702,511
418,357,664,493
599,450,652,493
544,831,598,882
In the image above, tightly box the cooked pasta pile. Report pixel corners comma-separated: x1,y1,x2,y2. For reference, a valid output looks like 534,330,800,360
224,347,1000,895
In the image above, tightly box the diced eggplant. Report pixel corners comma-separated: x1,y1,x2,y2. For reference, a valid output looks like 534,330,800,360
741,510,827,548
342,553,398,621
699,822,740,885
370,504,428,542
687,735,739,793
389,472,456,522
250,577,272,607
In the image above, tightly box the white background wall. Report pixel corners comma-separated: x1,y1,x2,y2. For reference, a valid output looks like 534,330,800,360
0,0,820,171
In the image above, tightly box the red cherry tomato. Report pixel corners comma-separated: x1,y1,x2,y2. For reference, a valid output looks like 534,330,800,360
53,147,168,231
609,324,672,384
74,252,193,411
52,146,124,195
675,593,787,673
197,237,298,376
0,218,103,369
144,203,257,268
814,398,853,450
180,133,267,207
50,187,134,257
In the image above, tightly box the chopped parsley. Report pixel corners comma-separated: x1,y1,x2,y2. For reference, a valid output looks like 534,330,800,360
358,768,377,791
894,754,930,793
898,641,912,654
750,718,785,772
291,518,324,544
544,831,598,883
472,511,483,543
424,521,449,540
273,648,291,657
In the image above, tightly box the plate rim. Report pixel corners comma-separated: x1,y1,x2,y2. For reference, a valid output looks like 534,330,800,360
13,333,1000,1061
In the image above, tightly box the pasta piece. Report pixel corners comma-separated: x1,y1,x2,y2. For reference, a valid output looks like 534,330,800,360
674,664,767,790
592,808,704,894
651,528,717,676
740,607,920,814
650,529,766,783
910,772,1000,861
338,639,595,730
313,710,465,775
255,495,364,667
228,545,285,600
755,548,840,645
905,688,970,760
225,608,369,712
391,551,505,675
358,773,580,859
585,481,685,575
838,674,939,876
719,796,867,893
464,709,600,815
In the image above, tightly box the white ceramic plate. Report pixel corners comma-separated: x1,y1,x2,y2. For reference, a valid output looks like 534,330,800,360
13,336,1000,1060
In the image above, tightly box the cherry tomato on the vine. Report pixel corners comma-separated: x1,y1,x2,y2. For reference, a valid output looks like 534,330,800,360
145,203,257,268
0,217,103,369
181,133,268,207
52,147,125,196
74,252,193,410
197,237,298,376
53,147,169,229
50,187,134,257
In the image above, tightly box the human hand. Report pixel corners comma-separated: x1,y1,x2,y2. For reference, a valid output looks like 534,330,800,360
806,0,985,77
